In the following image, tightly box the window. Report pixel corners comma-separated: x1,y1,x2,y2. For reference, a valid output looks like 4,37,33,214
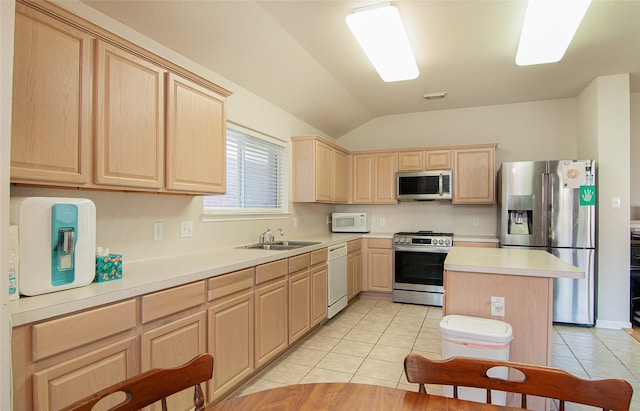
203,125,287,215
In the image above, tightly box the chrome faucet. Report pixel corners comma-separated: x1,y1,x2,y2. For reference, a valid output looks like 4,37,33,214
259,228,285,245
259,228,272,245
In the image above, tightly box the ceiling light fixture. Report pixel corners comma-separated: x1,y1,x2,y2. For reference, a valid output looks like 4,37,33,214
515,0,592,66
346,2,419,82
423,91,447,100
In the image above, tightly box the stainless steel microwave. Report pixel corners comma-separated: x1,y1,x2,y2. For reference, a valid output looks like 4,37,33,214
331,213,370,233
396,170,452,201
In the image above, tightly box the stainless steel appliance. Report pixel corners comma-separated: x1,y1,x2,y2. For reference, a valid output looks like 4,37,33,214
630,228,640,326
396,170,452,201
498,160,596,325
392,231,453,306
331,213,370,233
327,243,348,318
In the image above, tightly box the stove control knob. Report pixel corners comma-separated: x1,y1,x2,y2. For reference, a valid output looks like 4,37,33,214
444,239,451,246
438,239,444,245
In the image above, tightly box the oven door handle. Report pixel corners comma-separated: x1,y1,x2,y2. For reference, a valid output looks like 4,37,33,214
393,246,450,253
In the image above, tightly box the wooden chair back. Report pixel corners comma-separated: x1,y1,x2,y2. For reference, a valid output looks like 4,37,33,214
404,354,632,411
60,353,214,411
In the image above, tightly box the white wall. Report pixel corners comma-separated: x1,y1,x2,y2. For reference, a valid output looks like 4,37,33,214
578,74,631,329
337,99,579,236
0,1,15,408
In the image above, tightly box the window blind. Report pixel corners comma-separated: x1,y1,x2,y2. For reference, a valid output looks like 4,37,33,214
204,128,287,213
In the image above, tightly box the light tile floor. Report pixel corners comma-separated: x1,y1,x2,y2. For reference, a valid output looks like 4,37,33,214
228,296,640,410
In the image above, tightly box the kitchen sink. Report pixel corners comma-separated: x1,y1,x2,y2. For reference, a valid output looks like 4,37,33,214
239,241,320,251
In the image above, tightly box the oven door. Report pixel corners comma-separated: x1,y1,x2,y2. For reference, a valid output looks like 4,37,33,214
393,247,447,292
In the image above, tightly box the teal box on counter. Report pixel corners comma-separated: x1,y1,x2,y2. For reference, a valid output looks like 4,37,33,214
95,254,123,282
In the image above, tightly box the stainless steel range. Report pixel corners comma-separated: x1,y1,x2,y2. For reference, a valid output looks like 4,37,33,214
392,231,453,306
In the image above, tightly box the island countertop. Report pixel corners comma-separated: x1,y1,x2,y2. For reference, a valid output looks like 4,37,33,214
444,246,584,279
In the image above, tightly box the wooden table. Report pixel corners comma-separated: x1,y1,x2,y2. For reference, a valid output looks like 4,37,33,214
207,383,526,410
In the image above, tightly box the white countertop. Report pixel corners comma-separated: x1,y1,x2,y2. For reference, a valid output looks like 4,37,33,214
444,246,584,279
452,234,499,243
9,233,361,327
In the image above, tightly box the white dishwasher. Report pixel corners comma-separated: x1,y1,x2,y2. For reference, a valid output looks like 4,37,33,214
327,243,348,319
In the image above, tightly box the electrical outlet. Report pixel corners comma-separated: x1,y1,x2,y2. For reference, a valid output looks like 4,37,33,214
180,221,193,238
473,217,480,227
491,296,505,316
153,222,163,241
293,217,299,228
379,217,386,226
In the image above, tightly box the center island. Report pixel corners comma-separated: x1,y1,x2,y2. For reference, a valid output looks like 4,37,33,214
443,246,584,368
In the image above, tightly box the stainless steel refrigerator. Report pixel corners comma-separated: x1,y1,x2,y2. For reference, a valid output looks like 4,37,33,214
498,160,596,326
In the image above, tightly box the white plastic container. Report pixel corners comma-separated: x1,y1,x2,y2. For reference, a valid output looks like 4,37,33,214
8,225,19,300
440,315,513,405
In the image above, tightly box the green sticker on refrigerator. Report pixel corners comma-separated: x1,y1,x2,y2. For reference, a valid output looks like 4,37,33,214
580,186,596,206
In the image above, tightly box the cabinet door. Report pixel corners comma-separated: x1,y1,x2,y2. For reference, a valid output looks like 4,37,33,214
347,253,355,300
141,311,207,410
315,140,334,202
254,279,288,368
289,269,311,343
95,40,165,189
32,338,136,411
368,248,393,292
208,290,254,400
166,73,226,193
425,149,451,170
374,152,397,204
453,147,495,204
11,4,92,185
397,151,424,171
354,252,362,295
333,149,349,203
310,263,328,327
353,154,374,203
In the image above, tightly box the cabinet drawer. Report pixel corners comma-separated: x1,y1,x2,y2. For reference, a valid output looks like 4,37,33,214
255,259,287,285
289,253,310,273
142,281,205,323
32,299,136,361
208,268,254,301
310,248,327,265
367,238,392,249
347,239,362,253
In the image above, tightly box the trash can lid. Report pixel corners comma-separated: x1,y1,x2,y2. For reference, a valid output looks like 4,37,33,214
440,315,513,343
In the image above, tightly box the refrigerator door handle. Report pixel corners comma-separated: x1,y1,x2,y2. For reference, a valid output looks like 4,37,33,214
542,172,550,244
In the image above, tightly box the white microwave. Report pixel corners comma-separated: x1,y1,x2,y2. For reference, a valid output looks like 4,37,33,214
331,213,370,233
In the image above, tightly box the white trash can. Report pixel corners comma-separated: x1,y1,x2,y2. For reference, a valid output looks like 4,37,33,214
439,315,513,405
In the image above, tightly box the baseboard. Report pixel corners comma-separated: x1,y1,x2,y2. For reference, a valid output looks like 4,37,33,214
595,319,632,329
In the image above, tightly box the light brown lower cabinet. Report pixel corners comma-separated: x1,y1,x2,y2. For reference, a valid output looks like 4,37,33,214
11,300,139,411
365,238,393,292
208,289,254,401
12,252,334,409
347,239,363,300
254,277,288,369
141,311,207,410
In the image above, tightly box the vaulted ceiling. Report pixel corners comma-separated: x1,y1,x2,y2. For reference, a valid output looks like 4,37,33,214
81,0,640,138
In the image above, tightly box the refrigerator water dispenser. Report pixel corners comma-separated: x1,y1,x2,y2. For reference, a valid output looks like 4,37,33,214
10,197,96,296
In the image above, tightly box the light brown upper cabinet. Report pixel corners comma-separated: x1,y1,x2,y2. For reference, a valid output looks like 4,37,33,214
352,152,397,204
11,3,93,185
94,40,165,189
452,144,496,204
397,149,451,171
10,1,231,195
292,136,349,203
165,73,226,193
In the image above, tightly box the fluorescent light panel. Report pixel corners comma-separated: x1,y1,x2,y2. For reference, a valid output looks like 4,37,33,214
516,0,591,66
346,3,419,82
